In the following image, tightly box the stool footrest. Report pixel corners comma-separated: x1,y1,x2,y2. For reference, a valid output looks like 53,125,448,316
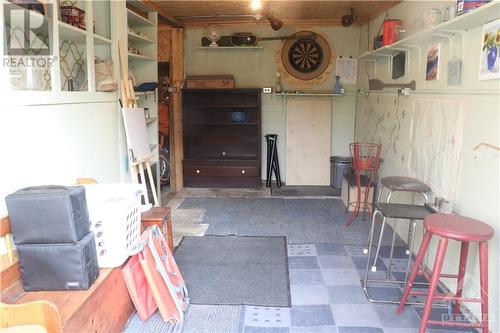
410,291,483,303
427,320,484,328
418,267,458,279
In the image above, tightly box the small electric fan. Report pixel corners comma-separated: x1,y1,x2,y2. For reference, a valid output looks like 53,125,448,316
206,25,222,47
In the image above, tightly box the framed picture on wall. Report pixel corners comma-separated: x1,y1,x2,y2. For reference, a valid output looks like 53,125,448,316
447,58,462,86
426,44,440,80
479,19,500,81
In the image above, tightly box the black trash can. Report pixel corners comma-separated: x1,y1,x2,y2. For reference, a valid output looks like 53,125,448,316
330,156,352,189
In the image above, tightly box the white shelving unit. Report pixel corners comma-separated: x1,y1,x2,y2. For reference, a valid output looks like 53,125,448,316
128,31,155,44
128,53,156,61
126,8,155,27
58,21,87,43
359,1,500,62
93,34,112,45
124,2,160,204
2,0,117,94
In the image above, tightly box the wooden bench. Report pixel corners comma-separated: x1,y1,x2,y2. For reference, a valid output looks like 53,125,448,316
0,216,135,333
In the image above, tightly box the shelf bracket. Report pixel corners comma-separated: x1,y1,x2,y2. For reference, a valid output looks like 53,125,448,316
432,33,454,51
365,59,378,76
404,45,422,71
441,29,466,60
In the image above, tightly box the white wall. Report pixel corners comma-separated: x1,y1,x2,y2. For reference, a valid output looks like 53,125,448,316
356,1,500,329
183,25,359,181
0,100,123,216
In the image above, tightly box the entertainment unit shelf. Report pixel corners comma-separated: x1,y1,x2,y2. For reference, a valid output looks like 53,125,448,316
183,89,262,188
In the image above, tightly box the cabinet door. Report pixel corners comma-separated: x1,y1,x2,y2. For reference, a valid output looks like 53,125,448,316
286,96,331,185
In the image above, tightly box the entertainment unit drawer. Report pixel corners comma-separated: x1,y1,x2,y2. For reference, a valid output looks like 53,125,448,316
184,164,259,177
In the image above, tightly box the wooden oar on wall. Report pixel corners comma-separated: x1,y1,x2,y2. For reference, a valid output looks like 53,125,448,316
368,79,416,91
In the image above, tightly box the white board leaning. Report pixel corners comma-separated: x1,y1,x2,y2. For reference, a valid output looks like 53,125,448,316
121,107,151,164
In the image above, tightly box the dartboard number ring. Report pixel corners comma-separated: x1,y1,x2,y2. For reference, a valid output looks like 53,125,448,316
288,38,323,73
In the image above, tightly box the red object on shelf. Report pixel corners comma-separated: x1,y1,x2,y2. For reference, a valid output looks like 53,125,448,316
382,19,403,46
60,5,86,30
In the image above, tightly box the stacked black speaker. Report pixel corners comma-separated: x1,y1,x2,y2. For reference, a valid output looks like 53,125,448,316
6,185,99,291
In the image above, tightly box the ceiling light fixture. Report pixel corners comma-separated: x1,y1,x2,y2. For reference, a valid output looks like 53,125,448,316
341,8,358,27
250,0,261,11
264,11,283,31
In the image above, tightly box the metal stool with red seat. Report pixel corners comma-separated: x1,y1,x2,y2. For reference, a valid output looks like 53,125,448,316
345,142,382,227
397,213,494,333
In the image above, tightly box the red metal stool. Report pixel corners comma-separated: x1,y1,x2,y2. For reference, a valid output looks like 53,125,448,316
397,213,494,333
346,142,381,227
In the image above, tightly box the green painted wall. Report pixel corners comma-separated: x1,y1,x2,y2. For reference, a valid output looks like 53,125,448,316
183,25,361,181
356,1,500,329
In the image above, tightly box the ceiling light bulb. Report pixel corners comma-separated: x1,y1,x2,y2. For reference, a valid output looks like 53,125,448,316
250,0,261,11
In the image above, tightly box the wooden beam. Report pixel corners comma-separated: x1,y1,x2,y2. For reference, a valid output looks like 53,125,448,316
170,28,184,191
141,0,183,28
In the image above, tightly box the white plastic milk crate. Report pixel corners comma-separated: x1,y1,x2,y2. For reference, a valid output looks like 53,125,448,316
83,183,149,268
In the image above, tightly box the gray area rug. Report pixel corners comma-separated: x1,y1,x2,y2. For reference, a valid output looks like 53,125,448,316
271,186,341,197
178,197,404,245
124,305,241,333
175,235,290,307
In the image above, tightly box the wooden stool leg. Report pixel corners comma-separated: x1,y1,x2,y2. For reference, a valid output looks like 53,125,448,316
454,241,469,315
479,241,489,333
419,237,448,333
398,230,433,314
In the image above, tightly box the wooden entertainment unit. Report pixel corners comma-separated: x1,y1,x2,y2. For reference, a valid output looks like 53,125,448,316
182,89,262,188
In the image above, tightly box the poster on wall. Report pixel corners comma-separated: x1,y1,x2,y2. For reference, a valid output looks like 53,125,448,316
479,19,500,80
336,57,357,83
426,44,440,80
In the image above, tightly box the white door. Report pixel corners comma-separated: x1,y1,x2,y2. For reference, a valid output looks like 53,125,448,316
286,96,331,185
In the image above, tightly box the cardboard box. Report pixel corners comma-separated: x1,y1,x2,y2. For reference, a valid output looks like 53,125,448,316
186,75,235,89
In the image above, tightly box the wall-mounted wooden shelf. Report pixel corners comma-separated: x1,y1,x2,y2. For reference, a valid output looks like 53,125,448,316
274,92,345,97
359,1,500,60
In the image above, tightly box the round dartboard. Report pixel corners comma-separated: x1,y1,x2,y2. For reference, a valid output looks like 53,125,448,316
281,31,331,81
288,38,323,73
